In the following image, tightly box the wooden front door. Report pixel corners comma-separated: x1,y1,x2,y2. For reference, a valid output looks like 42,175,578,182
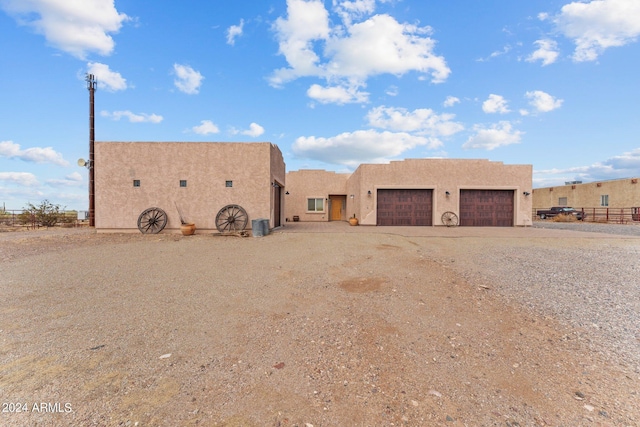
329,195,345,221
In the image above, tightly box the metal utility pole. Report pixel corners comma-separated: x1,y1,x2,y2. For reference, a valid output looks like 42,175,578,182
86,73,97,227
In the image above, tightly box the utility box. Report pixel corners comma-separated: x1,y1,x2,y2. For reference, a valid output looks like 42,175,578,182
251,218,270,237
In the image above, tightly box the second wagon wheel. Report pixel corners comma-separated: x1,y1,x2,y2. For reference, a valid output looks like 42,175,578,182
137,207,168,234
215,204,248,232
441,211,459,227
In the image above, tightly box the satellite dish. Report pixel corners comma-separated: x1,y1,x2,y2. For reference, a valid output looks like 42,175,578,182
77,158,87,167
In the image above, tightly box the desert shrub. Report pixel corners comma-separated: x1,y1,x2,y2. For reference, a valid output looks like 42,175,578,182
61,210,77,224
17,210,36,226
552,213,578,222
21,200,65,228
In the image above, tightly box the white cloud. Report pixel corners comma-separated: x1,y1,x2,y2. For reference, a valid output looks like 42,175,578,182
0,140,68,166
0,172,39,186
173,64,204,95
526,39,559,66
307,83,369,104
482,94,510,114
192,120,220,135
525,90,563,113
46,172,83,187
242,123,265,137
230,123,266,137
100,110,163,123
293,129,439,167
226,19,244,45
0,0,129,59
534,148,640,186
385,85,399,97
443,96,460,107
270,0,450,104
333,0,376,26
270,0,330,86
463,121,523,150
487,45,512,61
552,0,640,62
87,62,127,91
366,106,464,139
324,14,450,83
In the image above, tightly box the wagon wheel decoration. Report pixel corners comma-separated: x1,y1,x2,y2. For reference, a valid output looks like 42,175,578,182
441,211,459,227
215,204,248,232
137,207,168,234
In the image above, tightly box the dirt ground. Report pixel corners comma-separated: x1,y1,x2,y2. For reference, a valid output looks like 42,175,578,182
0,227,638,426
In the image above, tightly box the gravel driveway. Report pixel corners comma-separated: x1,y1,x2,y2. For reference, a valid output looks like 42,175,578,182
1,224,639,426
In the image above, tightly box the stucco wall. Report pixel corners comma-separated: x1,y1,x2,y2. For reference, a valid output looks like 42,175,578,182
95,142,282,233
285,159,532,226
354,159,532,226
533,178,640,210
284,170,349,222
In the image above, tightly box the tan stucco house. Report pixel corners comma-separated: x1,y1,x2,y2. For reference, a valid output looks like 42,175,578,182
285,159,532,227
95,142,532,232
95,142,285,233
533,178,640,210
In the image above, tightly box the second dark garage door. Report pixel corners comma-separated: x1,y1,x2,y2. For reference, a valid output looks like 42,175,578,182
377,189,433,226
459,189,514,226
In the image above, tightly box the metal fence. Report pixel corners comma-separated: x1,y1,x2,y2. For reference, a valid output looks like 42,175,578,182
0,210,87,228
533,207,640,224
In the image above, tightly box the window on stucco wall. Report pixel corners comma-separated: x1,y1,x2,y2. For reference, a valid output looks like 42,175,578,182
600,195,609,207
307,198,324,212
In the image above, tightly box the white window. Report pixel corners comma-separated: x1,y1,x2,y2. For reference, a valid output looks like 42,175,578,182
307,198,324,212
600,195,609,207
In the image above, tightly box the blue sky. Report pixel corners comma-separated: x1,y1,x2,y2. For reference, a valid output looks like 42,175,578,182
1,0,639,210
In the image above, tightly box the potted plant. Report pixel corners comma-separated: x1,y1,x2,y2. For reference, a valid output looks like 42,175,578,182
349,214,359,226
175,202,196,235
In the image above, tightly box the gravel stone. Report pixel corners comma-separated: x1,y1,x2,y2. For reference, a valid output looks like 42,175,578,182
1,224,639,426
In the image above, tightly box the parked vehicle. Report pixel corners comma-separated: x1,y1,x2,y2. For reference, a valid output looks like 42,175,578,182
537,206,587,220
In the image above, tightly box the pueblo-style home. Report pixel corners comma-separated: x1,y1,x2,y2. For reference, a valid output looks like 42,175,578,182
94,141,532,233
285,159,532,227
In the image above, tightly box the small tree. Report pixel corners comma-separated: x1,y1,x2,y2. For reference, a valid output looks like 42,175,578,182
21,199,65,228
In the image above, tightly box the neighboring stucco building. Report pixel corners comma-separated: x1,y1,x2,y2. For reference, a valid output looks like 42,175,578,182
95,142,285,233
533,178,640,210
285,159,533,227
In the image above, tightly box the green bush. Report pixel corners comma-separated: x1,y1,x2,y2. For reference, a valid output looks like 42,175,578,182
21,200,66,228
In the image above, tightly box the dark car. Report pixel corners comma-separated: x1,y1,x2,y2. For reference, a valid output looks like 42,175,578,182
537,206,586,220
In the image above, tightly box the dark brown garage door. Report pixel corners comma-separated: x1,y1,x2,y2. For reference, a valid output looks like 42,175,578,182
459,190,514,226
377,189,433,226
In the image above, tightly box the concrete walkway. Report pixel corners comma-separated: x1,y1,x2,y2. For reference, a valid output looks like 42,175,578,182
275,220,640,238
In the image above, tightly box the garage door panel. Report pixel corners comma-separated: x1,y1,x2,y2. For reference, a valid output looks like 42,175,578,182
377,189,433,226
460,190,514,227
